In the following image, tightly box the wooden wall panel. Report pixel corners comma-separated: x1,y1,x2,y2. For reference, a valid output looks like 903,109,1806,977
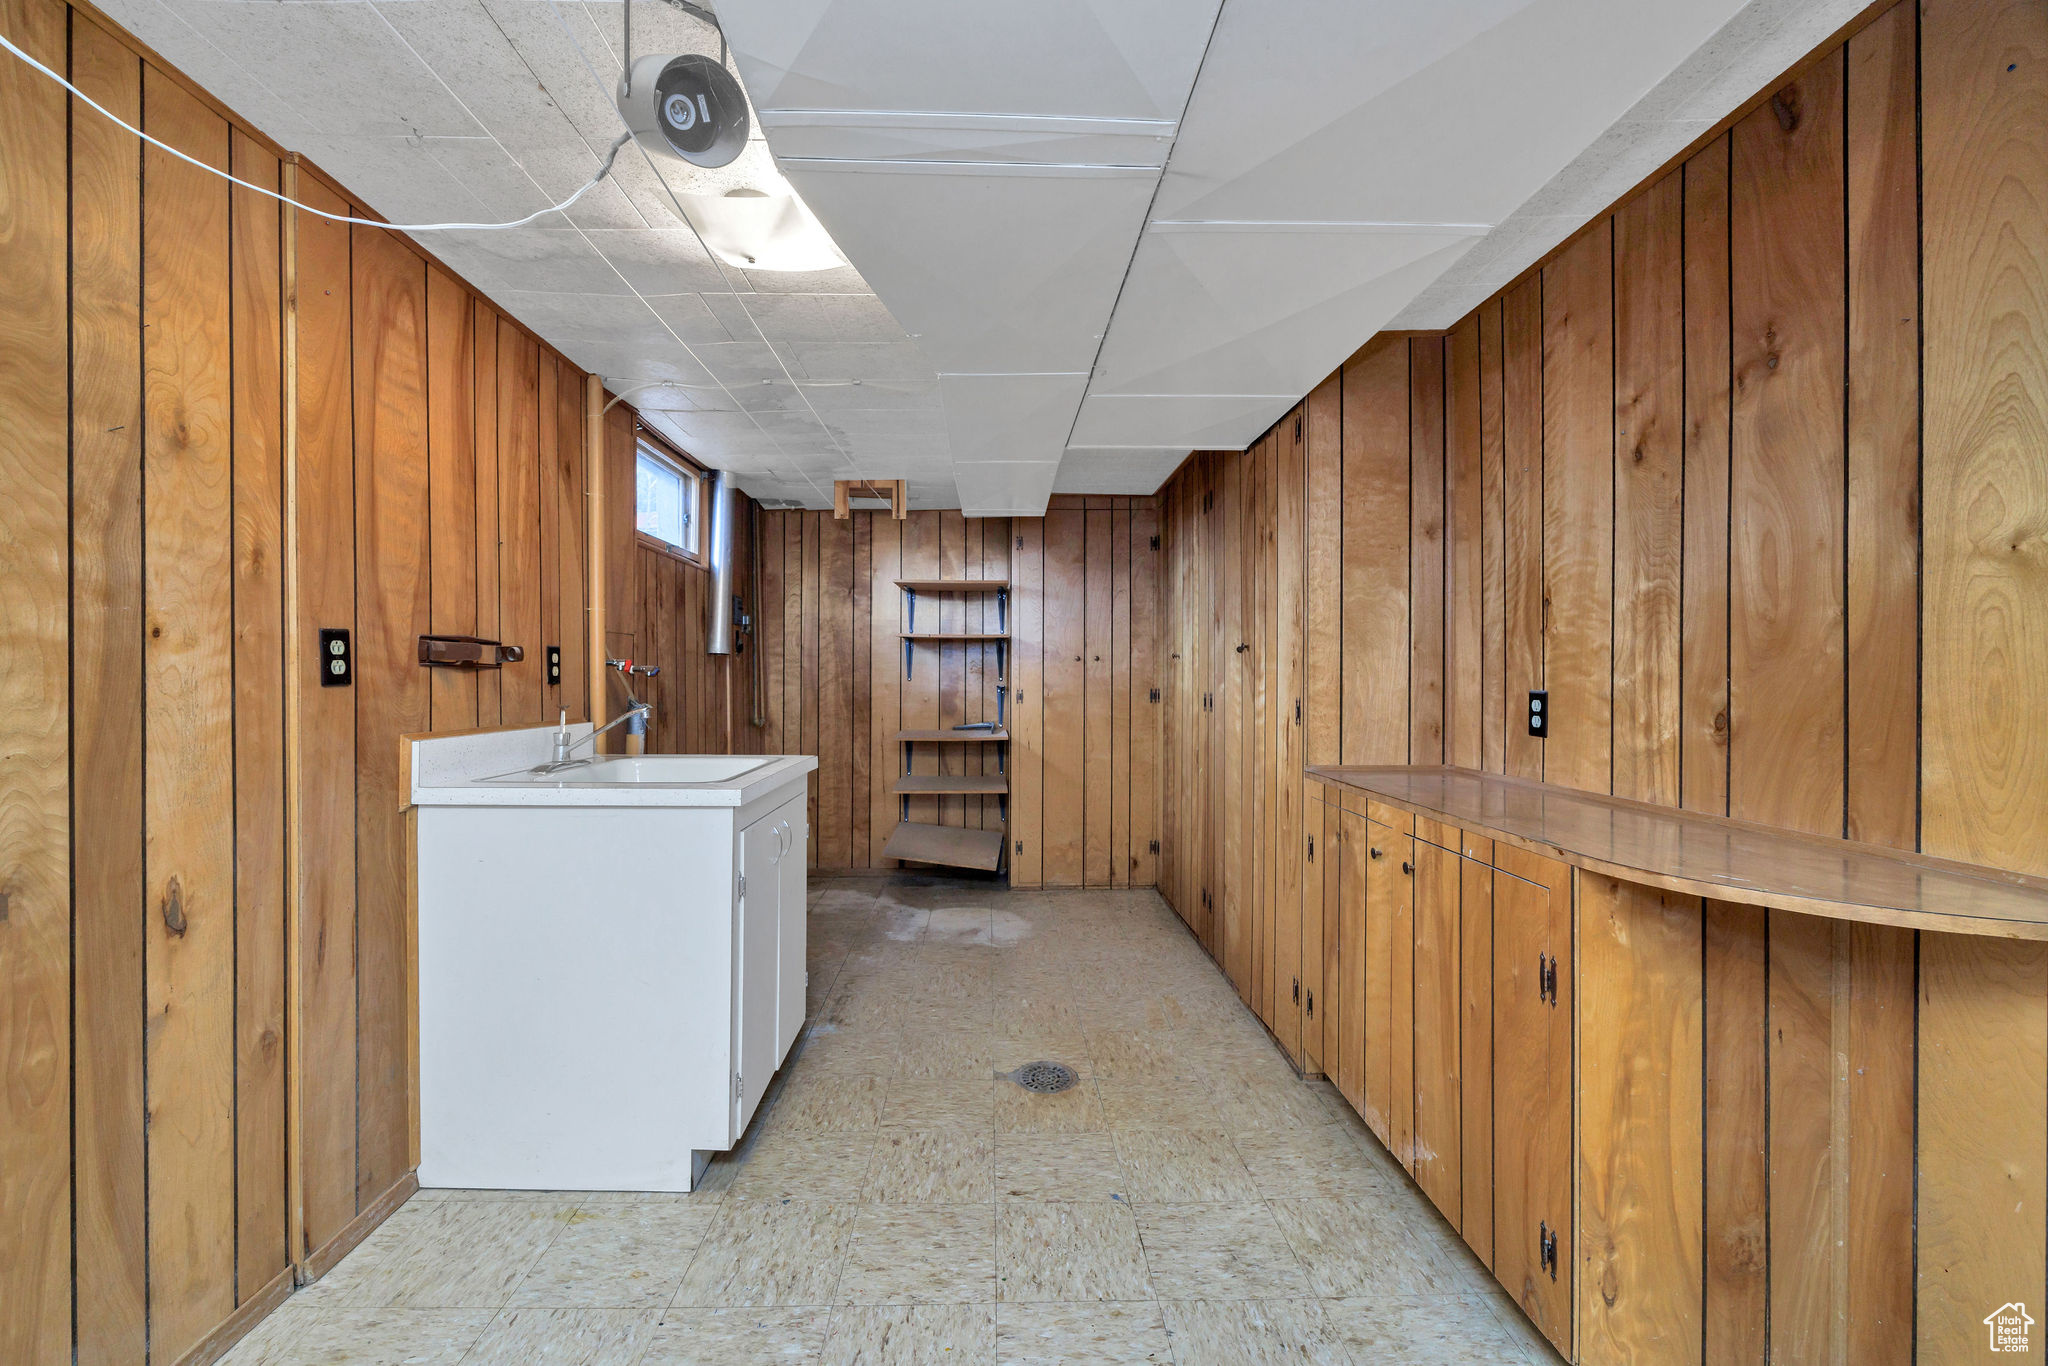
1341,339,1410,766
1501,278,1545,782
1681,137,1733,818
230,127,289,1302
1130,503,1160,885
1445,320,1483,770
1477,300,1506,776
1729,53,1847,837
1043,510,1087,886
1611,172,1684,807
475,305,503,726
69,21,146,1363
1921,0,2048,876
818,515,852,867
1012,519,1045,885
351,226,431,1209
1409,340,1446,764
1085,506,1114,884
1540,221,1614,793
291,174,360,1264
1305,373,1343,767
1844,1,1920,852
0,0,74,1353
426,270,478,731
142,73,239,1359
497,325,543,725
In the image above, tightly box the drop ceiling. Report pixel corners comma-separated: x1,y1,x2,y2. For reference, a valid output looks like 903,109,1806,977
92,0,1870,514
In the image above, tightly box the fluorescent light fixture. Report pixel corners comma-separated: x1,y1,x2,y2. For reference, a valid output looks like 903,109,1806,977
674,186,845,272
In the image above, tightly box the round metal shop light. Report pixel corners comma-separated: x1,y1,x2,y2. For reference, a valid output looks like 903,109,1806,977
651,53,749,168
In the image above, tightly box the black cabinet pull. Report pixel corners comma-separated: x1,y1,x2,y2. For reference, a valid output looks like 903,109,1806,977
1401,860,1413,875
1369,846,1383,860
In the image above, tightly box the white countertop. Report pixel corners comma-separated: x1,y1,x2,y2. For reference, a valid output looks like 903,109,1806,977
407,724,818,809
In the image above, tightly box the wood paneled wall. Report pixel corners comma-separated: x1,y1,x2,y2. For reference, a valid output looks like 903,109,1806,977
752,500,1161,886
0,2,615,1358
1158,0,2048,1358
599,406,763,757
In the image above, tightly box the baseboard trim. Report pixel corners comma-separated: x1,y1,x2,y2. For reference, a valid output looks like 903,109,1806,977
302,1169,420,1283
172,1265,294,1366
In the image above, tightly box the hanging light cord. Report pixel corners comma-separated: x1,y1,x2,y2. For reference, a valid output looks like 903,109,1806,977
0,27,631,231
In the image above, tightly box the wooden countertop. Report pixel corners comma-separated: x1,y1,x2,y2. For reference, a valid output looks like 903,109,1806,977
1308,765,2048,940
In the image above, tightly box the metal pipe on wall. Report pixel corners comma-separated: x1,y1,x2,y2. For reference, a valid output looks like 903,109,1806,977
705,470,737,655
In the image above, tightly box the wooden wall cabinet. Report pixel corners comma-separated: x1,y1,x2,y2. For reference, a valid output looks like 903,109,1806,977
1492,844,1575,1358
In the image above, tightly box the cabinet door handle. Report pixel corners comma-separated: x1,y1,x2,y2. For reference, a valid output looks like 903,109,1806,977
1369,846,1383,860
1401,860,1413,875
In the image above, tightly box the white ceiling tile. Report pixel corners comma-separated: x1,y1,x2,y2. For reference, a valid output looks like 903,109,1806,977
796,377,939,412
714,0,1221,124
938,373,1089,464
1054,449,1190,495
783,342,935,384
581,228,733,295
642,293,737,345
166,0,486,138
1089,229,1478,399
423,227,638,295
782,161,1157,373
1070,394,1290,451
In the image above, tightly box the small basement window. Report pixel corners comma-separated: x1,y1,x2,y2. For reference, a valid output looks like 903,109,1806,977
636,439,702,561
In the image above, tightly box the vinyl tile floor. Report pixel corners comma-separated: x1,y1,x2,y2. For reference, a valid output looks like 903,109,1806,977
223,877,1560,1366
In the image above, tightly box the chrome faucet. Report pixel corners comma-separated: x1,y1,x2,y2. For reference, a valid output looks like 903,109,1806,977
526,661,662,775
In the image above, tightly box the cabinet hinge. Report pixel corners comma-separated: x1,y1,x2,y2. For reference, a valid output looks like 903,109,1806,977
1294,698,1302,725
1305,988,1314,1018
1539,1221,1559,1280
1148,840,1160,855
1149,687,1162,704
1015,839,1024,855
1538,953,1558,1006
734,1072,743,1102
737,874,746,899
1291,978,1300,1006
1149,534,1160,550
1307,834,1315,862
1293,414,1303,441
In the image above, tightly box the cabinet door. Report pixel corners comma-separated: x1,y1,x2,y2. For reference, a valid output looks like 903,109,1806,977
1459,854,1495,1270
735,812,782,1138
1411,838,1462,1222
1300,791,1325,1074
1492,847,1573,1358
774,797,809,1063
1335,806,1370,1116
1362,823,1409,1150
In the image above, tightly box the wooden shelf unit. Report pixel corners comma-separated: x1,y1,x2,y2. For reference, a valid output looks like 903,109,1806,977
885,578,1011,873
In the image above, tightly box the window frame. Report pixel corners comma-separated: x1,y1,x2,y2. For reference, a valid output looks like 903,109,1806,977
633,427,707,565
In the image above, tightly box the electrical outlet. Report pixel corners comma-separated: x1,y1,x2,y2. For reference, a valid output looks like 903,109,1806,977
319,628,352,687
546,645,562,685
1527,689,1548,738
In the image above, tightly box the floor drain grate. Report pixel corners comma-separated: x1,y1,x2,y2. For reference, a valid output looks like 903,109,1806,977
1007,1061,1079,1094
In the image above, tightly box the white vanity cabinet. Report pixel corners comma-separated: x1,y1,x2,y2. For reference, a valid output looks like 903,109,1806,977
405,726,817,1193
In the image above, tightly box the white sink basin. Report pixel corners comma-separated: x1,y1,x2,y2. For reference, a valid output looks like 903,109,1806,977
492,755,773,785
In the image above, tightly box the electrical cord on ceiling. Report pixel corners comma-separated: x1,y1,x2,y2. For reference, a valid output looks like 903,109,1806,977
0,28,631,231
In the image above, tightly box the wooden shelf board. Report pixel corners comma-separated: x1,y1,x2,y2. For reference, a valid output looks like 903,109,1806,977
1308,764,2048,940
882,821,1006,872
895,579,1010,592
893,774,1010,795
900,632,1009,642
895,729,1011,743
